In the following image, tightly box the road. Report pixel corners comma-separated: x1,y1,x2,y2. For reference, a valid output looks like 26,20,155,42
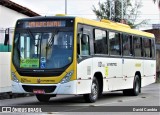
0,83,159,114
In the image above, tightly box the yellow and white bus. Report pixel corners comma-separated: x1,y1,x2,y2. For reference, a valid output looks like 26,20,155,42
11,16,156,102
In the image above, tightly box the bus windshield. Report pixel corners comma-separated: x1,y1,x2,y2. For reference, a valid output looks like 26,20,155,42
13,30,73,69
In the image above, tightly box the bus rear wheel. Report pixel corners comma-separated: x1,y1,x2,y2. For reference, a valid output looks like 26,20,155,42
36,94,50,102
123,75,141,96
83,77,99,103
132,75,141,96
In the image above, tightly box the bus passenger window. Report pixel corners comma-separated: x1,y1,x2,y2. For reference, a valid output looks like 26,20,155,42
133,37,142,57
122,34,132,56
94,29,107,54
143,38,151,58
151,39,155,58
80,34,90,56
109,32,120,55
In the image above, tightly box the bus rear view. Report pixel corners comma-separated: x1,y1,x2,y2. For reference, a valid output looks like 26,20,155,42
11,17,77,102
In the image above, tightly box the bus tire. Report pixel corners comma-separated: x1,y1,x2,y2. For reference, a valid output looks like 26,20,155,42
83,77,99,103
36,94,50,102
123,75,141,96
131,75,141,96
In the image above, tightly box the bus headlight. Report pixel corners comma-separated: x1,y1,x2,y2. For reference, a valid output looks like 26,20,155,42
11,72,19,83
60,70,73,84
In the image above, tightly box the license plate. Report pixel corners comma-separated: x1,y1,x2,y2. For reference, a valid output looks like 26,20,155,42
33,89,45,94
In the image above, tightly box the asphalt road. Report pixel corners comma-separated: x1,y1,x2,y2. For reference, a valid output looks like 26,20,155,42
0,83,159,114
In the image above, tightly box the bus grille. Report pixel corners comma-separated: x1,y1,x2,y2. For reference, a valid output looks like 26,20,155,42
22,85,56,93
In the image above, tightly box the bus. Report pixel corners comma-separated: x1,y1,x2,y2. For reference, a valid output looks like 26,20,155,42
11,16,156,103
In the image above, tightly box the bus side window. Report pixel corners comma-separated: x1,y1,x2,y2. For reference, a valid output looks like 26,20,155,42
143,38,151,58
81,34,90,56
77,33,90,56
151,39,155,58
122,34,132,56
133,36,142,57
109,32,121,56
94,29,107,54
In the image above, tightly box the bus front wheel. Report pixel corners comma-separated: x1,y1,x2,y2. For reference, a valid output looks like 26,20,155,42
83,77,99,103
36,94,50,102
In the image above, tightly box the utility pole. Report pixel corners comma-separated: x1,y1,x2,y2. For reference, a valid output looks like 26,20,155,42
121,0,124,20
113,0,115,21
109,0,112,20
65,0,67,15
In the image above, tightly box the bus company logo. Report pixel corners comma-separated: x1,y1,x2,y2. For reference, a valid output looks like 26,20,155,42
98,62,105,67
2,107,11,112
37,78,41,83
98,62,102,67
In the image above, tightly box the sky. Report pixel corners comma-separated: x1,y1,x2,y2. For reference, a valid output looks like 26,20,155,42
10,0,160,29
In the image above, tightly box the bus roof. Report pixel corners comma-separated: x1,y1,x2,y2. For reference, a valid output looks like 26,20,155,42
75,17,155,38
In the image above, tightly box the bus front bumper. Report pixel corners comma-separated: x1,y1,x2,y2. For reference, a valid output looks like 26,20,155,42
12,80,77,94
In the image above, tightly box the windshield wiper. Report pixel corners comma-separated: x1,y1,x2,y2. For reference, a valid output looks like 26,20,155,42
47,34,54,48
47,31,58,48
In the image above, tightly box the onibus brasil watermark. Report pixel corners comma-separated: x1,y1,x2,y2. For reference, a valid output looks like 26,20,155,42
0,106,159,112
1,107,42,113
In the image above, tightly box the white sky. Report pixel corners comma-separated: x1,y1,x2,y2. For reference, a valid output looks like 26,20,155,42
10,0,160,28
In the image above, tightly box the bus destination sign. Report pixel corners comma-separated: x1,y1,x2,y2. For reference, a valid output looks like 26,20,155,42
25,21,66,28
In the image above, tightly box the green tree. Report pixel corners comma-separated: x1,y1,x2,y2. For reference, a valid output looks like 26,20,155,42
93,0,147,28
153,0,160,9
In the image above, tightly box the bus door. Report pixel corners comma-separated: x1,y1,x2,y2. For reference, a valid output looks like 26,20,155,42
76,24,93,94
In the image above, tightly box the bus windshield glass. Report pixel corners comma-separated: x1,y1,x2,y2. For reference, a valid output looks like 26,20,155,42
13,30,73,69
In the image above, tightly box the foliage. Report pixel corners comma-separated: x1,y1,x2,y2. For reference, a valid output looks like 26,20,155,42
93,0,148,28
153,0,160,9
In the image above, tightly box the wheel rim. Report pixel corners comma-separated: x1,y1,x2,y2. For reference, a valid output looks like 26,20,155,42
91,82,98,100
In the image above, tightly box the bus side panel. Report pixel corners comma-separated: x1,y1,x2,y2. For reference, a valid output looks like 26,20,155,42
122,58,137,89
122,59,143,89
142,60,156,87
92,57,108,91
76,58,92,94
106,58,123,91
92,57,123,91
